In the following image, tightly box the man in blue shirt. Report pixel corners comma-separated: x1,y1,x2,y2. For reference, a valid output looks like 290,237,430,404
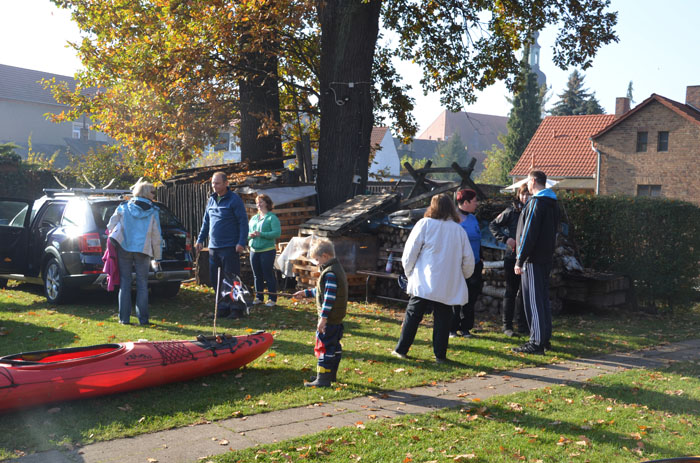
196,172,249,287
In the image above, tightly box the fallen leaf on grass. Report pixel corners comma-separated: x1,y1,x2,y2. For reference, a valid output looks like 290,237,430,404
453,454,477,461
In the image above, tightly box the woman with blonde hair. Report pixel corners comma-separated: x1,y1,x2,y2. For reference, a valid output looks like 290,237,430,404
107,180,162,325
392,194,474,363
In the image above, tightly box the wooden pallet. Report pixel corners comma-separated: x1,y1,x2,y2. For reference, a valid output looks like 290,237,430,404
244,198,316,242
291,257,367,295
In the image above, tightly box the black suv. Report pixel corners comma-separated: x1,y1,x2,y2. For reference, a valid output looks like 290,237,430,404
0,189,194,303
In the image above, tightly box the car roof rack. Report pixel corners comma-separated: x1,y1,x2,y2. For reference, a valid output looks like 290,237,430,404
43,188,132,198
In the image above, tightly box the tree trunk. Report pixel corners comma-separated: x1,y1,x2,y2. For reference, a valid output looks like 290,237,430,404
316,0,381,212
239,51,284,165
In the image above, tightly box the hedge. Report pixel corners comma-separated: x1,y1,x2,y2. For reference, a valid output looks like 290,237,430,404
561,193,700,308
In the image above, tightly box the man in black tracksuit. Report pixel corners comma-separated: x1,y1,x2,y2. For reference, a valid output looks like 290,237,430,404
513,170,560,355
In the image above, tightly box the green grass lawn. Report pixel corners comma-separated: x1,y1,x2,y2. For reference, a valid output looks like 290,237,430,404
1,281,699,460
214,361,700,463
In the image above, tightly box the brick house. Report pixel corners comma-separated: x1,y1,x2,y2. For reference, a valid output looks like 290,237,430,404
592,87,700,204
510,114,615,193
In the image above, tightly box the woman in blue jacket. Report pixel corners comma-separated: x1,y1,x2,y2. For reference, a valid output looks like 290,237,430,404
107,181,162,325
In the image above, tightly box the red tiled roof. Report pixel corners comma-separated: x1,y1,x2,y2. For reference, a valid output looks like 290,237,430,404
592,93,700,138
510,114,616,178
370,126,389,152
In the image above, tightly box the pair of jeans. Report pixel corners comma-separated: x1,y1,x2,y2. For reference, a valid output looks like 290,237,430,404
117,248,150,325
503,257,527,331
451,260,484,334
250,249,277,302
316,323,344,370
395,296,452,360
209,246,241,289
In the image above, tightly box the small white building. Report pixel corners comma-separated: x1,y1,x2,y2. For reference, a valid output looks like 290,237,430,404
369,127,400,178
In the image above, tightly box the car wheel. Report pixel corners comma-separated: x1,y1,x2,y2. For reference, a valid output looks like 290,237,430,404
151,282,181,298
0,278,7,290
44,258,72,304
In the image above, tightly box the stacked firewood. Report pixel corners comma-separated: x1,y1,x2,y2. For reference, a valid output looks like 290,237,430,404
373,224,409,301
368,196,584,316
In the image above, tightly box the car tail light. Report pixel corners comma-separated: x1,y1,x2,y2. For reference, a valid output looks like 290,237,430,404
185,233,192,252
79,233,102,253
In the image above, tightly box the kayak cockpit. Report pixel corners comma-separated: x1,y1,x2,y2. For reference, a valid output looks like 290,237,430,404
1,344,124,365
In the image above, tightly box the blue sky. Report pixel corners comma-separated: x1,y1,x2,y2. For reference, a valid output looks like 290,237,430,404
3,0,699,135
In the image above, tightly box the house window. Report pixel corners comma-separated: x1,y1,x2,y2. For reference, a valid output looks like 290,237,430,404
636,132,648,152
637,184,661,197
657,131,669,151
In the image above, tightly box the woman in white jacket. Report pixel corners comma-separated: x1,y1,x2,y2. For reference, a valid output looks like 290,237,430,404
392,194,474,363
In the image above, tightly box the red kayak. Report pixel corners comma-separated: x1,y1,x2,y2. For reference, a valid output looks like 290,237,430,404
0,331,273,413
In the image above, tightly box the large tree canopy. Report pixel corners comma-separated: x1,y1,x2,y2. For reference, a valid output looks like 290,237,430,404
50,0,317,179
52,0,617,206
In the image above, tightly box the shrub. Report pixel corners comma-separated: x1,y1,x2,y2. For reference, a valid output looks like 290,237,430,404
561,193,700,308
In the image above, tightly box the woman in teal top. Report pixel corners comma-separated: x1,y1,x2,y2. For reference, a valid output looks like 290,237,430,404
248,194,281,306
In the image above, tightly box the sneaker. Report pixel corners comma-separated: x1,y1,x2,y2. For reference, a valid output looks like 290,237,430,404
503,329,515,337
265,300,276,307
253,298,263,305
391,350,408,359
449,332,459,338
435,357,447,364
512,342,545,355
461,331,475,339
543,340,552,351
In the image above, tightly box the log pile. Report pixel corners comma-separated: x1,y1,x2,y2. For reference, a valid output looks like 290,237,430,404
367,195,615,316
373,224,410,301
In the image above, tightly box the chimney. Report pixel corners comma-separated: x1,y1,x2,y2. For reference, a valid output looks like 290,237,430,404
686,85,700,110
615,97,630,118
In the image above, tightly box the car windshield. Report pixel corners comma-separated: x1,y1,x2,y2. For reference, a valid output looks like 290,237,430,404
92,201,182,230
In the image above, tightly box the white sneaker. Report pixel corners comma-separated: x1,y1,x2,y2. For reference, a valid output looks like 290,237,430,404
253,298,263,305
265,300,276,307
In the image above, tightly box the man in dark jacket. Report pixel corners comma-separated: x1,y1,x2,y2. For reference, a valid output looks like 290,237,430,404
196,172,249,287
513,170,560,355
489,183,529,337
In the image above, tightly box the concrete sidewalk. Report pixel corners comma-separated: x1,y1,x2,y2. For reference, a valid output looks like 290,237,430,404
17,339,700,463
